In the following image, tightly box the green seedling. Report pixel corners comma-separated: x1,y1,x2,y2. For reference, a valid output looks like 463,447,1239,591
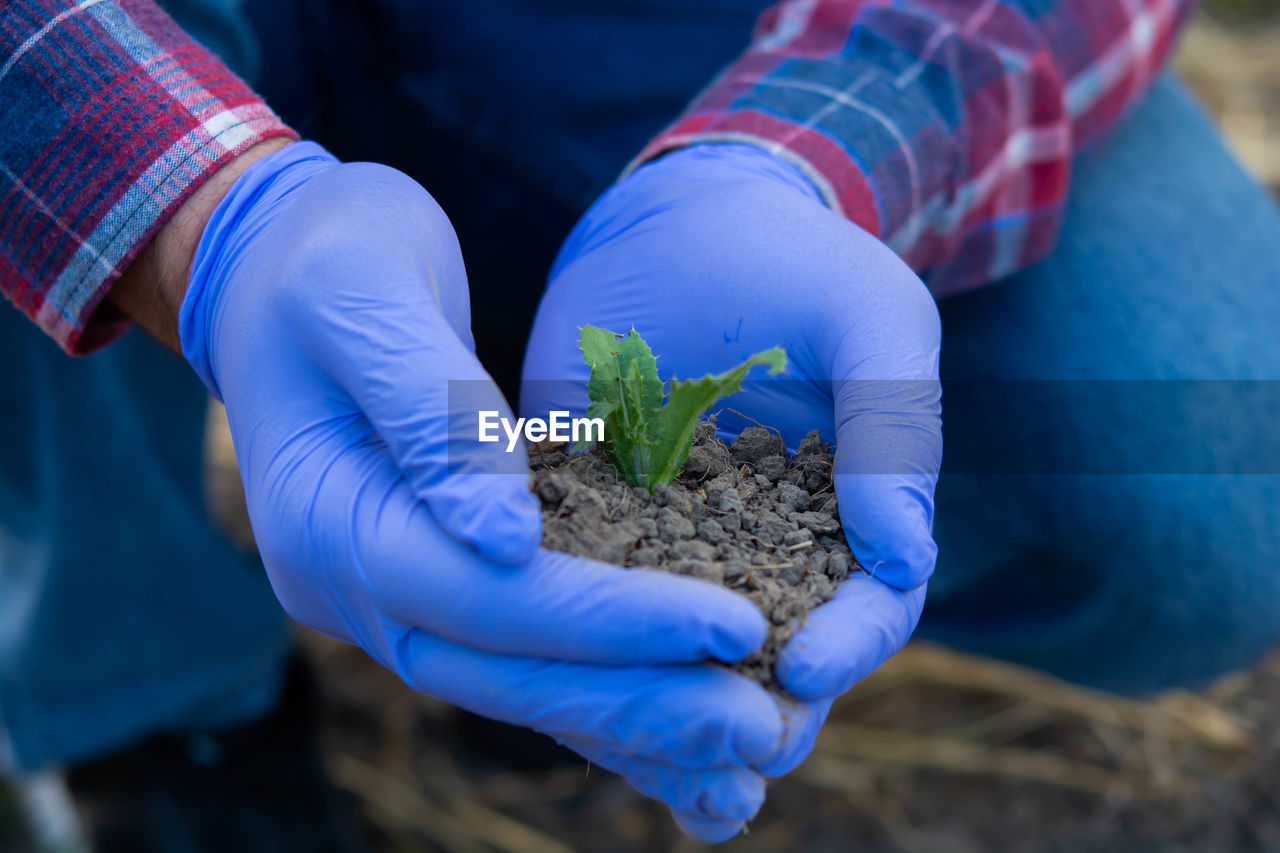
577,325,786,490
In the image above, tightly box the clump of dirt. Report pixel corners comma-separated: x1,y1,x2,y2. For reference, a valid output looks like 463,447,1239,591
530,420,858,690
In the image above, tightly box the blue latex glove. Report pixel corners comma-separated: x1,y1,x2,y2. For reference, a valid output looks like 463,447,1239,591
178,142,800,833
522,144,942,824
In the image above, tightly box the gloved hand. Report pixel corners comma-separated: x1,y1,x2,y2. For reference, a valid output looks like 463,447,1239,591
178,142,799,836
522,143,942,815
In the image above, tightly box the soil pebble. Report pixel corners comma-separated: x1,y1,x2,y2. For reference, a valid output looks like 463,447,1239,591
730,427,787,465
531,419,859,692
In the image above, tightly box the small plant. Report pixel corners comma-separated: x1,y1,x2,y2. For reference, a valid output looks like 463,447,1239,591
577,325,786,490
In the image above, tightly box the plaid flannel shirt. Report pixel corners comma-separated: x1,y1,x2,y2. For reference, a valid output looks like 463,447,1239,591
630,0,1199,295
3,1,1195,353
0,0,293,354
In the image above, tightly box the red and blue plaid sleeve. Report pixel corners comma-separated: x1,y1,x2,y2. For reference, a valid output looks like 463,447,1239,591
0,0,295,353
628,0,1199,295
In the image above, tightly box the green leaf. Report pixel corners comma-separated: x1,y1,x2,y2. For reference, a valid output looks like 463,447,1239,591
577,324,787,490
650,347,787,487
577,326,663,481
571,398,616,455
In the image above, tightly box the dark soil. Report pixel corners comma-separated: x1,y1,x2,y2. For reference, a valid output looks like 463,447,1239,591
529,420,858,690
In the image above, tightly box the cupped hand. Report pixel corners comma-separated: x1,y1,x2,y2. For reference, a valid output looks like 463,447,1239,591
522,144,942,810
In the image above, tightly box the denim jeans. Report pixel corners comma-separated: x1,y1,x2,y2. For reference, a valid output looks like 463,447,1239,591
2,0,1278,770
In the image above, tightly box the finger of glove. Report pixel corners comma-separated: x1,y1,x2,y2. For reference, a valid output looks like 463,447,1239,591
832,470,937,593
775,574,927,701
829,290,941,592
395,629,785,768
670,809,748,844
557,738,766,822
292,165,539,565
317,308,538,565
753,695,833,777
374,532,769,665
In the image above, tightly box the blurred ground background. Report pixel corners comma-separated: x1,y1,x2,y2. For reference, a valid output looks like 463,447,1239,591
3,2,1279,851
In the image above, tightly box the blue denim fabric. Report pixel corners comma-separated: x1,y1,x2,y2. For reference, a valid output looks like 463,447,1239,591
920,77,1280,693
0,323,291,772
2,0,1277,770
0,0,285,774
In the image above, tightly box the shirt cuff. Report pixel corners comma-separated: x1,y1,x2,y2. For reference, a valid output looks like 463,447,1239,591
65,111,295,355
1,2,296,355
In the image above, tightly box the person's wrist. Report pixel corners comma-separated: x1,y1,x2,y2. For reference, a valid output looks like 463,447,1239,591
637,143,827,207
178,141,343,400
109,137,294,352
